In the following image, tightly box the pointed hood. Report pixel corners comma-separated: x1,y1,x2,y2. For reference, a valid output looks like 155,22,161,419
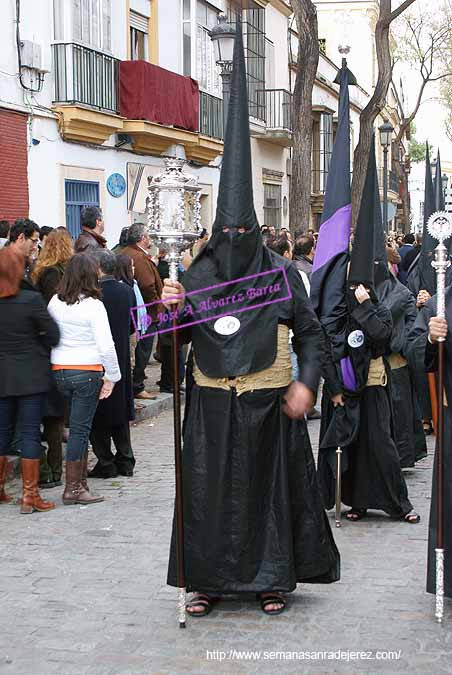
310,61,356,314
348,136,380,290
418,142,437,294
207,22,262,281
373,138,387,266
434,150,445,212
213,23,256,233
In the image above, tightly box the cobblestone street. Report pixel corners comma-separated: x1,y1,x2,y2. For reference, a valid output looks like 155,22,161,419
1,410,451,674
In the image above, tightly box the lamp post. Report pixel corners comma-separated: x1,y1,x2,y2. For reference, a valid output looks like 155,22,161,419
147,157,202,628
379,121,394,234
210,13,236,138
442,173,449,196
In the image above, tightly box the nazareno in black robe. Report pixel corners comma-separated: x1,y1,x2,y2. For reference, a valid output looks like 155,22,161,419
317,297,413,516
167,255,340,594
407,288,452,597
376,271,427,468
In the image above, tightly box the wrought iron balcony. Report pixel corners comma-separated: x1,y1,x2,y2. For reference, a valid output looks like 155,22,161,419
251,89,293,146
199,91,223,141
52,43,120,114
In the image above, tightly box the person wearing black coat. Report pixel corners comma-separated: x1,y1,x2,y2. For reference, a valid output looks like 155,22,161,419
0,248,60,513
88,251,136,478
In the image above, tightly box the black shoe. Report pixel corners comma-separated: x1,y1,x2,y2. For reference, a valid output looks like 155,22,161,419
116,468,134,477
39,479,62,489
87,463,118,479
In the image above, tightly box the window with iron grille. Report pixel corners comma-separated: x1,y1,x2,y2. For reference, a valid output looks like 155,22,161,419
320,112,333,193
263,183,282,229
65,180,100,240
227,4,266,121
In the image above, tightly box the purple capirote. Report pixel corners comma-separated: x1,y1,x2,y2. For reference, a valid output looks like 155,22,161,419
340,355,357,392
312,204,352,272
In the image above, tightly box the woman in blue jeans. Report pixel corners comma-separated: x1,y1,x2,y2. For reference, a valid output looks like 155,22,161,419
0,246,60,513
48,254,121,505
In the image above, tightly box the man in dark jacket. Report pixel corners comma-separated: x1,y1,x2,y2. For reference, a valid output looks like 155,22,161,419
88,251,136,478
9,219,40,291
293,234,315,279
122,223,163,399
75,206,107,253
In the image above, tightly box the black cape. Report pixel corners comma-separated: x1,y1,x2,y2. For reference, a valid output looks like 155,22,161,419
91,278,135,428
376,270,427,467
318,298,412,516
167,258,340,592
407,289,452,596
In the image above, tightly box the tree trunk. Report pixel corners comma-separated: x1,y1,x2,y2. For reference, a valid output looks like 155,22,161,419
351,0,392,225
290,0,319,233
393,156,411,232
350,0,417,226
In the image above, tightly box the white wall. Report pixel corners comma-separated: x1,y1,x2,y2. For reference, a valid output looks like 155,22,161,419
28,116,221,246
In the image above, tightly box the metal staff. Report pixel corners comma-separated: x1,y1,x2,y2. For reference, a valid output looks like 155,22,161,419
427,211,452,623
335,446,342,528
147,156,202,628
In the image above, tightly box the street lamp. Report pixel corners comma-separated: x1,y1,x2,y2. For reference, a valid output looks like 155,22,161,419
379,121,394,233
210,13,236,138
442,173,449,195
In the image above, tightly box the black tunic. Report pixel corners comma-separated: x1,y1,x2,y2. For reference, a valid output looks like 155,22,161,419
317,298,412,516
407,290,452,596
167,260,340,593
91,278,135,429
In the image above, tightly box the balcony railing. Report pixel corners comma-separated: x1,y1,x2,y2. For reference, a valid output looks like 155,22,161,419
53,43,120,114
262,89,292,131
199,91,223,140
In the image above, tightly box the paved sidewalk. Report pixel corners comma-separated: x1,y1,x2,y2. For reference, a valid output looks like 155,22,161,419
0,411,450,674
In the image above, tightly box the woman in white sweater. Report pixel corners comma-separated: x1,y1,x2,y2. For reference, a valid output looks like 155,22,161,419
48,254,121,505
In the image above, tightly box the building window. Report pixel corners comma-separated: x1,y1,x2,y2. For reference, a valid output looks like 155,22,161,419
182,0,192,77
65,179,100,239
227,5,266,121
54,0,64,40
263,183,282,229
73,0,111,52
196,1,221,96
320,112,333,192
130,11,149,60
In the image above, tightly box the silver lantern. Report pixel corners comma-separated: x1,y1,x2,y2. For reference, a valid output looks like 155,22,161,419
147,157,202,282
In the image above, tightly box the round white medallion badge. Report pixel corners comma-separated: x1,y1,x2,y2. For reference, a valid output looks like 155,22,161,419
348,330,364,349
214,316,241,336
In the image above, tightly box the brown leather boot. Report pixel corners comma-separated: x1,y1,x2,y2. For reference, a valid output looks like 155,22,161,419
63,460,104,505
0,456,13,503
20,459,55,514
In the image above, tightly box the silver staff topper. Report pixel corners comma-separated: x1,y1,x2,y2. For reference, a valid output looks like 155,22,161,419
147,157,202,281
427,210,452,624
428,212,452,325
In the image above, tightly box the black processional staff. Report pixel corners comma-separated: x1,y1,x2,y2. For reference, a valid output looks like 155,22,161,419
147,155,203,629
427,210,452,623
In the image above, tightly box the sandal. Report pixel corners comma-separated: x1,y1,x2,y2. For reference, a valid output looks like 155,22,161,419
423,421,433,436
346,508,367,521
185,593,218,617
258,592,287,616
403,511,420,524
